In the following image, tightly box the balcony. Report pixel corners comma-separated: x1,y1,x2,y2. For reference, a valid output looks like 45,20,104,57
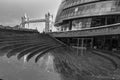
50,23,120,37
55,0,117,25
63,0,99,9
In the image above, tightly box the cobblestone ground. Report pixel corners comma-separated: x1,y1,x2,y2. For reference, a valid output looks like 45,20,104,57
53,48,120,80
0,32,120,80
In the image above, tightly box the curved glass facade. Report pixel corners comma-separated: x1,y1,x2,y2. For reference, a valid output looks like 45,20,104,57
64,0,98,9
55,0,120,32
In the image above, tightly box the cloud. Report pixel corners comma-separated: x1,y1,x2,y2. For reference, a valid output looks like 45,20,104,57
0,0,61,26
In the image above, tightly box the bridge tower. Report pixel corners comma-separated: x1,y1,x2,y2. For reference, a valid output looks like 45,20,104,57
21,13,29,28
21,17,25,28
45,13,50,32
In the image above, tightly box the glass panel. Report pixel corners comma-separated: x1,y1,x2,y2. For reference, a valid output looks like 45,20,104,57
61,1,115,19
91,17,106,27
72,19,83,30
72,18,92,30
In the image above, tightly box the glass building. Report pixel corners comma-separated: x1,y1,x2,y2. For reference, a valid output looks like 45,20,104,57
50,0,120,51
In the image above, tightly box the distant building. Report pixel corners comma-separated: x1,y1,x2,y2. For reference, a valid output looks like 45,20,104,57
14,25,20,28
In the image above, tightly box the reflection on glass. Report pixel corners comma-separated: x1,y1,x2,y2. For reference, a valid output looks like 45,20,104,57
72,18,91,30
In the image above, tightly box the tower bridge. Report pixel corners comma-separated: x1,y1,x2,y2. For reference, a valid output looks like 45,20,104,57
20,13,53,32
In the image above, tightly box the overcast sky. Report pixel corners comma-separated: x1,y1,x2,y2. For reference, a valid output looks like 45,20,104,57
0,0,61,27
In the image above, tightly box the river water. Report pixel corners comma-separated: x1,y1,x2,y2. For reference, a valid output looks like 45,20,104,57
0,55,61,80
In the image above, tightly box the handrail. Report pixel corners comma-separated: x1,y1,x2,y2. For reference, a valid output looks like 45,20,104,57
0,26,38,33
51,22,120,33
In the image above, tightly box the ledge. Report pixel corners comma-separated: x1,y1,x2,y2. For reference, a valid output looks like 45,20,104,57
55,11,120,26
0,26,38,33
50,23,120,38
63,0,102,10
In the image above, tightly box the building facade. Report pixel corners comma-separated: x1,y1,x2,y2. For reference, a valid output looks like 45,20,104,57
50,0,120,52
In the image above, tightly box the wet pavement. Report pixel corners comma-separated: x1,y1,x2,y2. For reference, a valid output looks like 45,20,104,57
0,49,120,80
0,56,61,80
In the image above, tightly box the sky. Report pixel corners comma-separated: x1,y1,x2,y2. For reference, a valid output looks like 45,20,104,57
0,1,62,80
0,0,61,31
